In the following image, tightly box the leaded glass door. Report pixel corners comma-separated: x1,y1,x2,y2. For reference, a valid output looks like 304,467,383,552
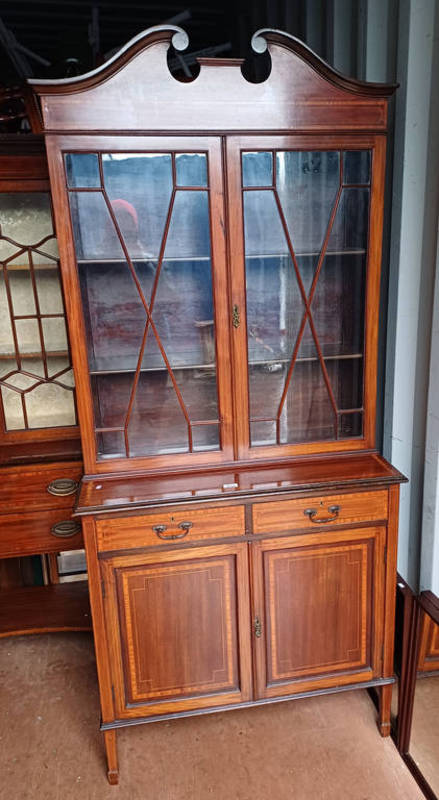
52,136,233,471
227,135,384,460
0,188,77,444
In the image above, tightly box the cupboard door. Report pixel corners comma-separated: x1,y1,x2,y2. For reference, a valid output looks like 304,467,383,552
251,526,385,699
51,136,233,472
101,542,252,719
0,189,77,443
227,135,386,459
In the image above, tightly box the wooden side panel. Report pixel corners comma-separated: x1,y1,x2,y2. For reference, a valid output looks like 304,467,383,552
252,526,385,699
102,542,252,719
252,490,388,533
96,505,245,551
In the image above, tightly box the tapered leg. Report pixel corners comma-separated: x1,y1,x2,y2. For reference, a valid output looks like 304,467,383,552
104,729,119,784
378,684,392,737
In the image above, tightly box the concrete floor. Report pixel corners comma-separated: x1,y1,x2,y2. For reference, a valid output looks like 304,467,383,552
0,633,425,800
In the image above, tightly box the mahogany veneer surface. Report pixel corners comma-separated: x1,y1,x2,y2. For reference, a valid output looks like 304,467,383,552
77,452,405,514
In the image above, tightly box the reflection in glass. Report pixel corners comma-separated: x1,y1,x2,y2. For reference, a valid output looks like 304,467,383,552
242,150,369,446
242,151,273,187
65,153,100,188
409,610,439,796
343,150,371,185
175,153,207,187
67,151,220,459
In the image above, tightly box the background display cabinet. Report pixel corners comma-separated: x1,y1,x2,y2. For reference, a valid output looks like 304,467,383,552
0,138,86,636
30,26,405,784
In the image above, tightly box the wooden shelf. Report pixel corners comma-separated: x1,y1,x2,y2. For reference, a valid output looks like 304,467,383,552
5,262,59,271
0,581,91,638
0,350,69,361
76,249,365,266
88,352,363,377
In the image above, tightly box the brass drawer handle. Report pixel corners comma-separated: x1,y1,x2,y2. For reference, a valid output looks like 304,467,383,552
304,505,340,524
153,521,193,540
254,616,262,638
51,520,81,538
47,478,79,497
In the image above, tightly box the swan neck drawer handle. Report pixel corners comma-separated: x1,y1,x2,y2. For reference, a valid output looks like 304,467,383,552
304,505,340,524
153,522,193,540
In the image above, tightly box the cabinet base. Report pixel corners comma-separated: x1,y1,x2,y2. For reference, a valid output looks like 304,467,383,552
101,675,395,731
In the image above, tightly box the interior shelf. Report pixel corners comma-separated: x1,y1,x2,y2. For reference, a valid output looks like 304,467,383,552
88,352,363,377
0,350,69,361
76,249,366,266
0,581,92,638
5,262,59,271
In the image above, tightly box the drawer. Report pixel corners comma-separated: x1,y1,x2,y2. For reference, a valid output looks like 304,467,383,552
0,462,82,514
252,490,388,534
96,505,245,552
0,510,83,558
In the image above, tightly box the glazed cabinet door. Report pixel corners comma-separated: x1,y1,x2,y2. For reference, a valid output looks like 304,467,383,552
0,167,78,447
101,542,252,720
226,135,386,460
251,526,386,699
47,135,234,474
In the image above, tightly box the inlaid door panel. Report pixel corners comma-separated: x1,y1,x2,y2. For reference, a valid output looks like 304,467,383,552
418,614,439,673
251,526,385,699
101,542,252,719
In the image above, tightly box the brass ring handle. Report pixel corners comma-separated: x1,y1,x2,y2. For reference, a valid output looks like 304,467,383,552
47,478,79,497
51,520,81,538
153,522,193,540
304,505,340,524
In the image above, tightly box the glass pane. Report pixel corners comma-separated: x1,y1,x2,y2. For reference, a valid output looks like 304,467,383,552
192,423,219,452
97,430,125,459
0,193,76,432
308,252,366,358
0,193,54,246
343,151,371,185
65,153,100,188
69,152,220,460
175,153,207,187
128,371,189,456
250,420,276,447
15,318,41,356
328,188,370,252
102,153,173,261
79,261,146,373
244,150,368,446
279,320,336,444
276,151,340,256
8,257,36,316
326,357,363,410
1,386,24,430
242,152,273,187
339,411,363,438
35,268,64,315
25,382,76,428
69,192,125,261
42,317,69,354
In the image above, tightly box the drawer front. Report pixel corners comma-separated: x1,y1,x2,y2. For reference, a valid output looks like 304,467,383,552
252,490,388,534
0,510,83,557
0,463,82,513
96,505,245,552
